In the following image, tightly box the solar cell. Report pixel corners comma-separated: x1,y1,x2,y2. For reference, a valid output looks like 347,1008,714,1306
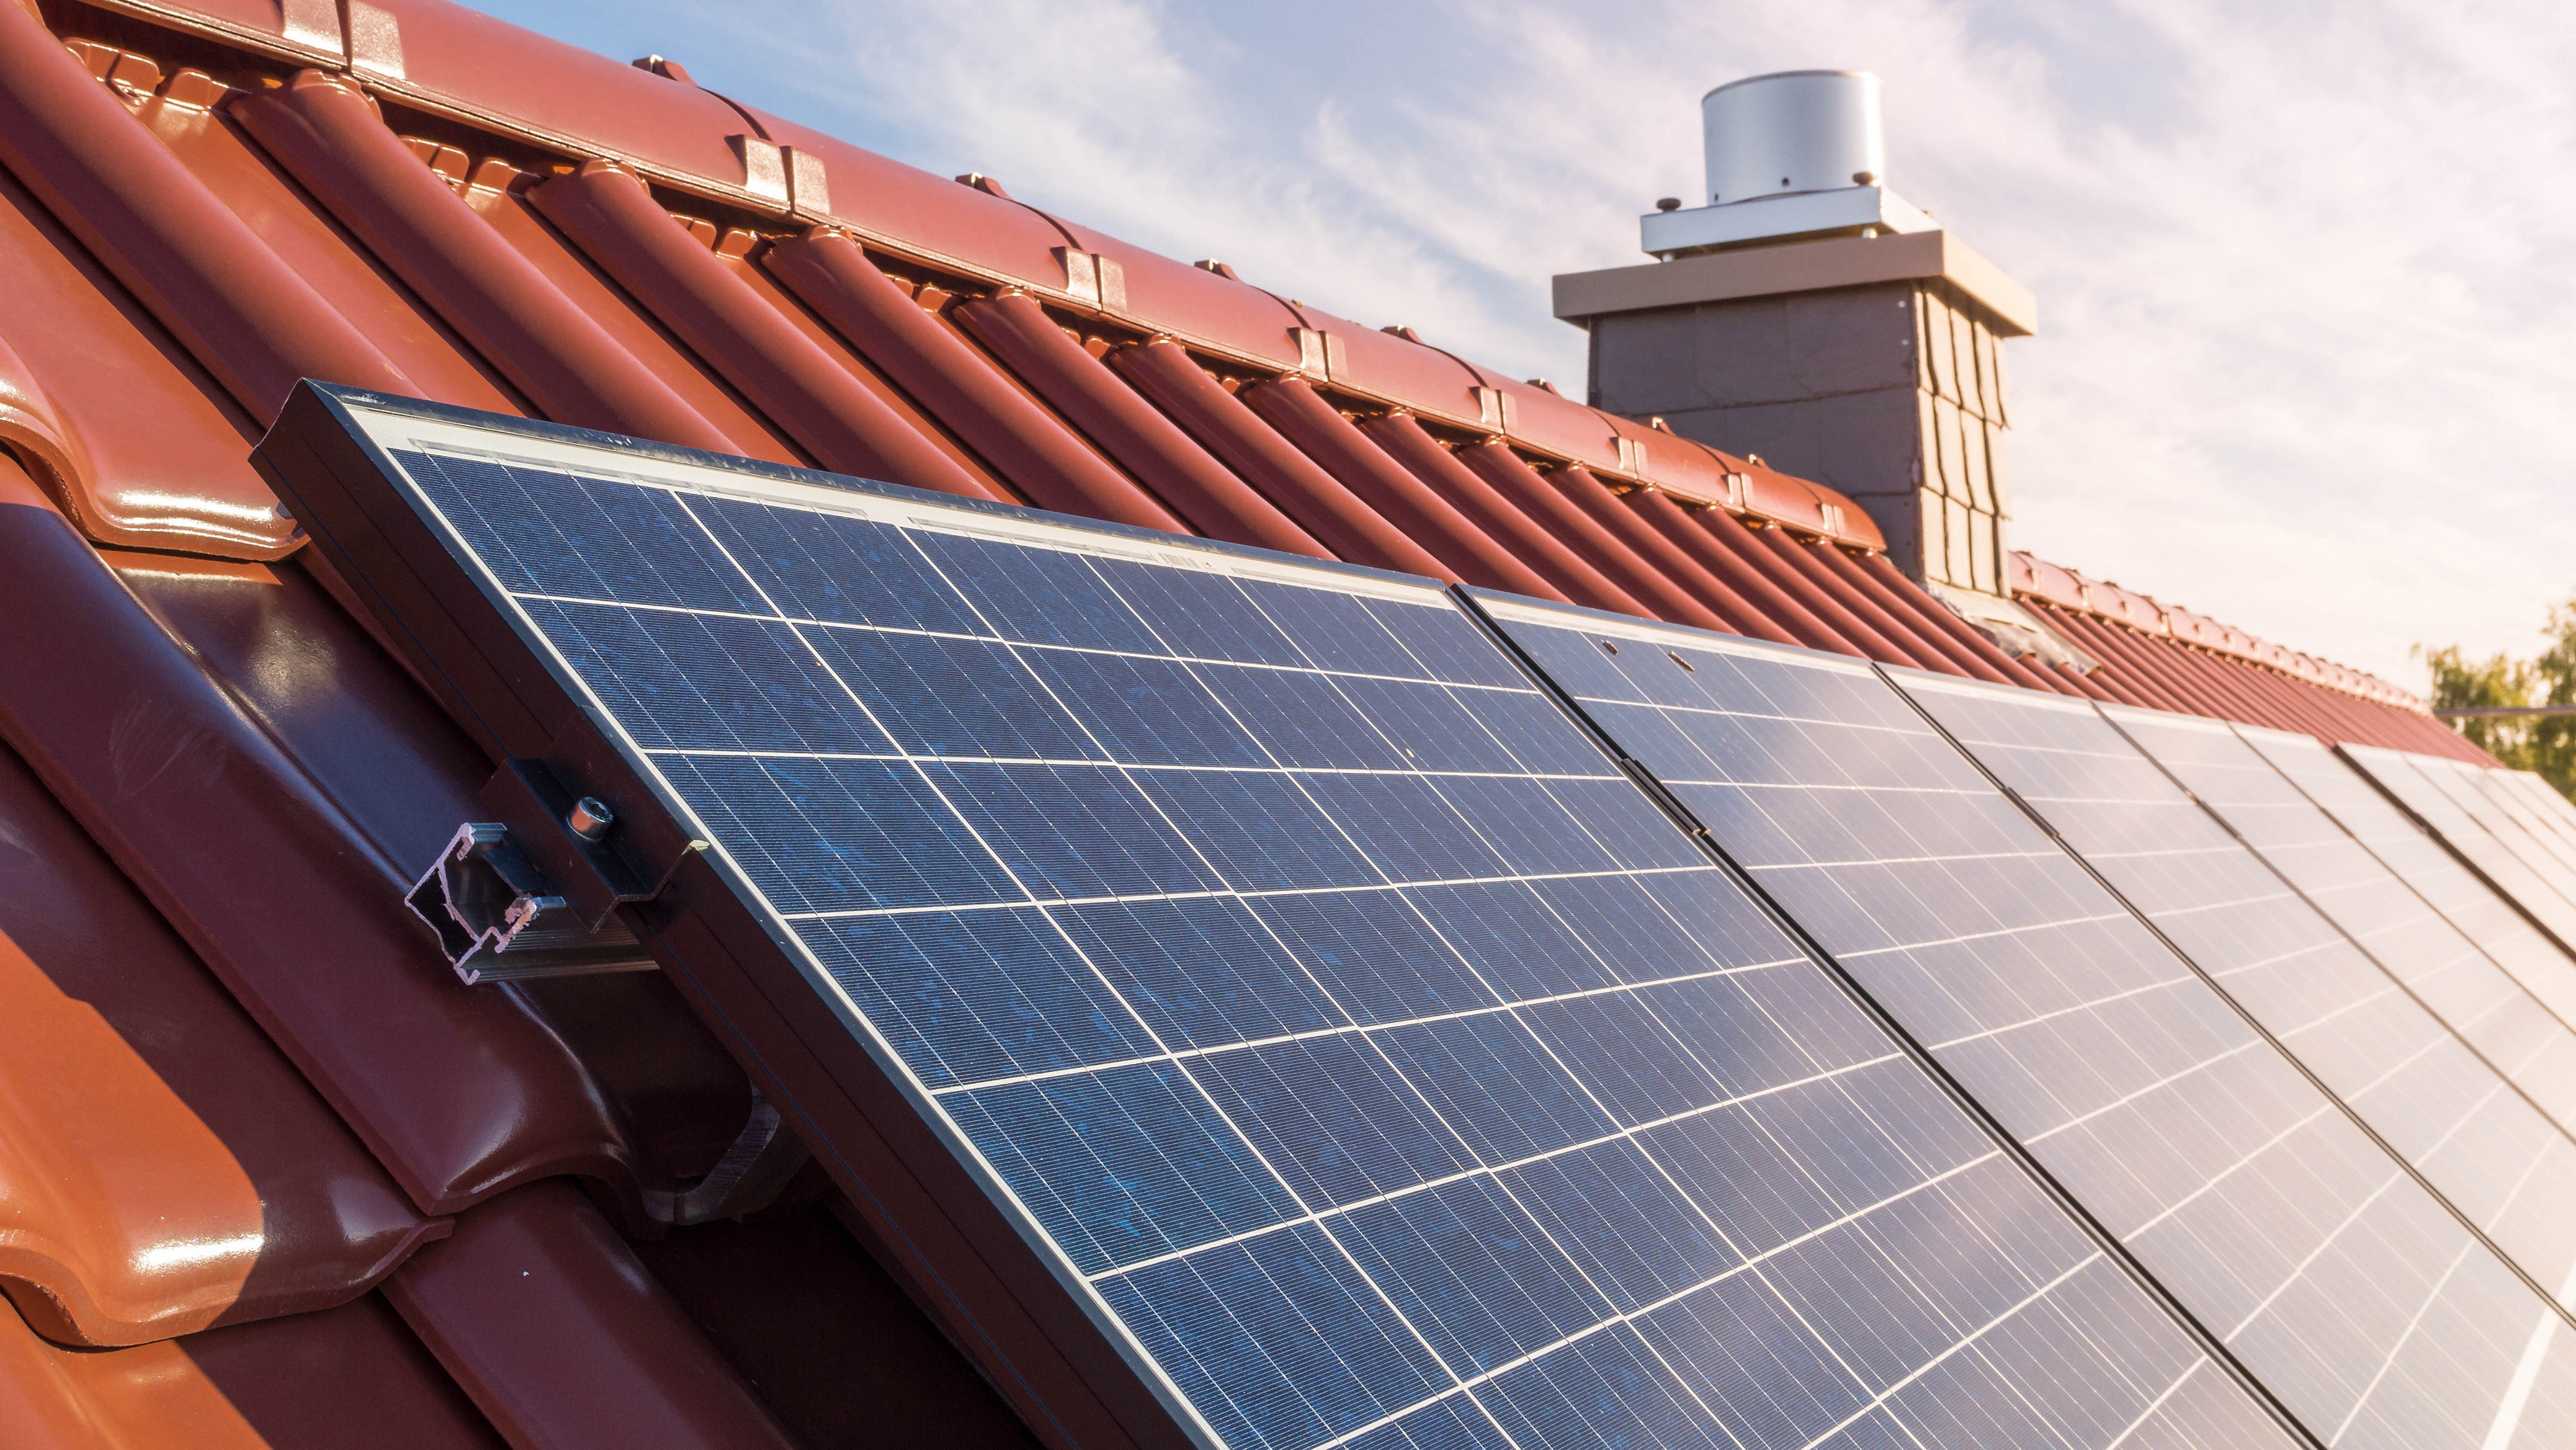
1888,680,2576,1315
1476,591,2576,1449
2456,767,2576,884
2343,747,2576,955
2242,735,2576,1035
257,389,2289,1450
2487,773,2576,879
2487,772,2576,857
2116,716,2576,1150
2418,761,2576,914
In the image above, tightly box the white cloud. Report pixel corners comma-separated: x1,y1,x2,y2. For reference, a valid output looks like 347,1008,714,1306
520,0,2576,687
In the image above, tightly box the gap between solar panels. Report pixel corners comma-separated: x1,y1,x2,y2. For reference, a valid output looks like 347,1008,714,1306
2106,717,2576,1163
1879,672,2576,1330
2340,746,2576,968
1465,588,2576,1450
255,385,2297,1450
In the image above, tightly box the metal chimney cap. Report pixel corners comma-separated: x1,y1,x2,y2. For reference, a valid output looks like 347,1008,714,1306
1701,68,1874,102
1703,71,1885,207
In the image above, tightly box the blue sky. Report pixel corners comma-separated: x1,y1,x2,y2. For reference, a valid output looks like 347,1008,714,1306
498,0,2576,689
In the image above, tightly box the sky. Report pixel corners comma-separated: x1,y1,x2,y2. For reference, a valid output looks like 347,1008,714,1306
498,0,2576,690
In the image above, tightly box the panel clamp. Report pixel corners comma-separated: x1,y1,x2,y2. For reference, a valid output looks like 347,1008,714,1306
404,758,699,982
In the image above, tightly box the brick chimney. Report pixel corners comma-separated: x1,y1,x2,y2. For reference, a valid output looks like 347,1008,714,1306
1552,71,2034,596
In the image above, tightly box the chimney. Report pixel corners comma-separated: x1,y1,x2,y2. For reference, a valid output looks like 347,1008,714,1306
1553,71,2034,595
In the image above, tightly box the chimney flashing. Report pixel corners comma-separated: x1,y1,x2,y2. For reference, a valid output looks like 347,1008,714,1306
1555,229,2036,338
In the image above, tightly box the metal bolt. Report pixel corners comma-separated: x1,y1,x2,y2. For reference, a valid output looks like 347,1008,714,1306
567,797,616,842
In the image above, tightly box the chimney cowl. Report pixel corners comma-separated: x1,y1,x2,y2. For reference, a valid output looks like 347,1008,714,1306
1702,70,1884,206
1642,68,1928,258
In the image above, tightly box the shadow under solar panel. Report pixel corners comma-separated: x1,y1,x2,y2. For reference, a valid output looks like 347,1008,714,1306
2243,734,2576,1038
253,387,2289,1450
1473,589,2576,1450
2344,747,2576,960
1887,677,2576,1321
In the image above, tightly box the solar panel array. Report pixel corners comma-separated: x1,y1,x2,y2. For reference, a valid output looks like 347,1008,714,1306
2345,747,2576,953
1477,595,2576,1449
2488,771,2576,863
1888,680,2576,1312
2122,718,2576,1168
347,406,2289,1450
2457,765,2576,886
2246,735,2576,1035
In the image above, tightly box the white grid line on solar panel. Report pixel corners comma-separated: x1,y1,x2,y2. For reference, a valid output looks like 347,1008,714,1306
643,748,1613,783
2326,1237,2481,1445
1476,599,2576,1449
2497,774,2576,856
756,864,1720,922
385,441,1593,1447
2461,769,2576,861
361,439,2215,1450
632,495,1613,1448
506,588,1545,697
2347,747,2576,947
2254,734,2576,1033
2133,720,2576,1149
1904,681,2576,1326
692,519,2146,1449
1078,1044,1914,1283
1837,951,2202,1054
932,951,1819,1102
2459,767,2576,886
367,427,1446,609
2424,761,2576,908
685,508,2057,1450
1308,1235,2101,1450
2492,779,2576,897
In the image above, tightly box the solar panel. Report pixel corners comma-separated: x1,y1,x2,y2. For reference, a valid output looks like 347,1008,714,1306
256,387,2290,1450
2419,760,2576,910
2456,767,2576,882
2242,734,2576,1035
2343,747,2576,954
2488,772,2576,859
1473,591,2576,1449
2116,716,2576,1159
1888,678,2576,1314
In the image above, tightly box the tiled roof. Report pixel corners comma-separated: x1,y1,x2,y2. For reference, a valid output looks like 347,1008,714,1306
0,0,2492,1440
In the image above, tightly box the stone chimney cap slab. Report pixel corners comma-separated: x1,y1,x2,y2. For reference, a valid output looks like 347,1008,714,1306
1554,229,2036,336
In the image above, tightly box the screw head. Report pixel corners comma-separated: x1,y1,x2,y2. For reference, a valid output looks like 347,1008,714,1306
1654,196,1681,212
567,796,616,842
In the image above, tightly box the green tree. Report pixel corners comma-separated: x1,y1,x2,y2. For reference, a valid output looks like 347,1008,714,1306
2419,592,2576,800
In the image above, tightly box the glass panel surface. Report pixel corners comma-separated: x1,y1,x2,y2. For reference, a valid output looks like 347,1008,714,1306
2250,736,2576,1033
1902,682,2576,1314
343,407,2288,1450
1483,595,2576,1450
2344,747,2576,953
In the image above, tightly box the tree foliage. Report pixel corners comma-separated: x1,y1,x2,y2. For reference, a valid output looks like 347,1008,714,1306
2419,594,2576,799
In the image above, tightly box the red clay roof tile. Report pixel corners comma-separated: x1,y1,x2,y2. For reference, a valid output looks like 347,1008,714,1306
384,1181,799,1450
0,471,663,1226
0,741,440,1347
1,1293,504,1449
0,0,2501,1435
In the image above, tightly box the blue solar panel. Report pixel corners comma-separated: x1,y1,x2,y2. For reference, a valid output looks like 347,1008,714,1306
2249,734,2576,1035
2114,714,2576,1171
2347,747,2576,953
1477,593,2576,1450
295,393,2293,1450
1892,676,2576,1317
